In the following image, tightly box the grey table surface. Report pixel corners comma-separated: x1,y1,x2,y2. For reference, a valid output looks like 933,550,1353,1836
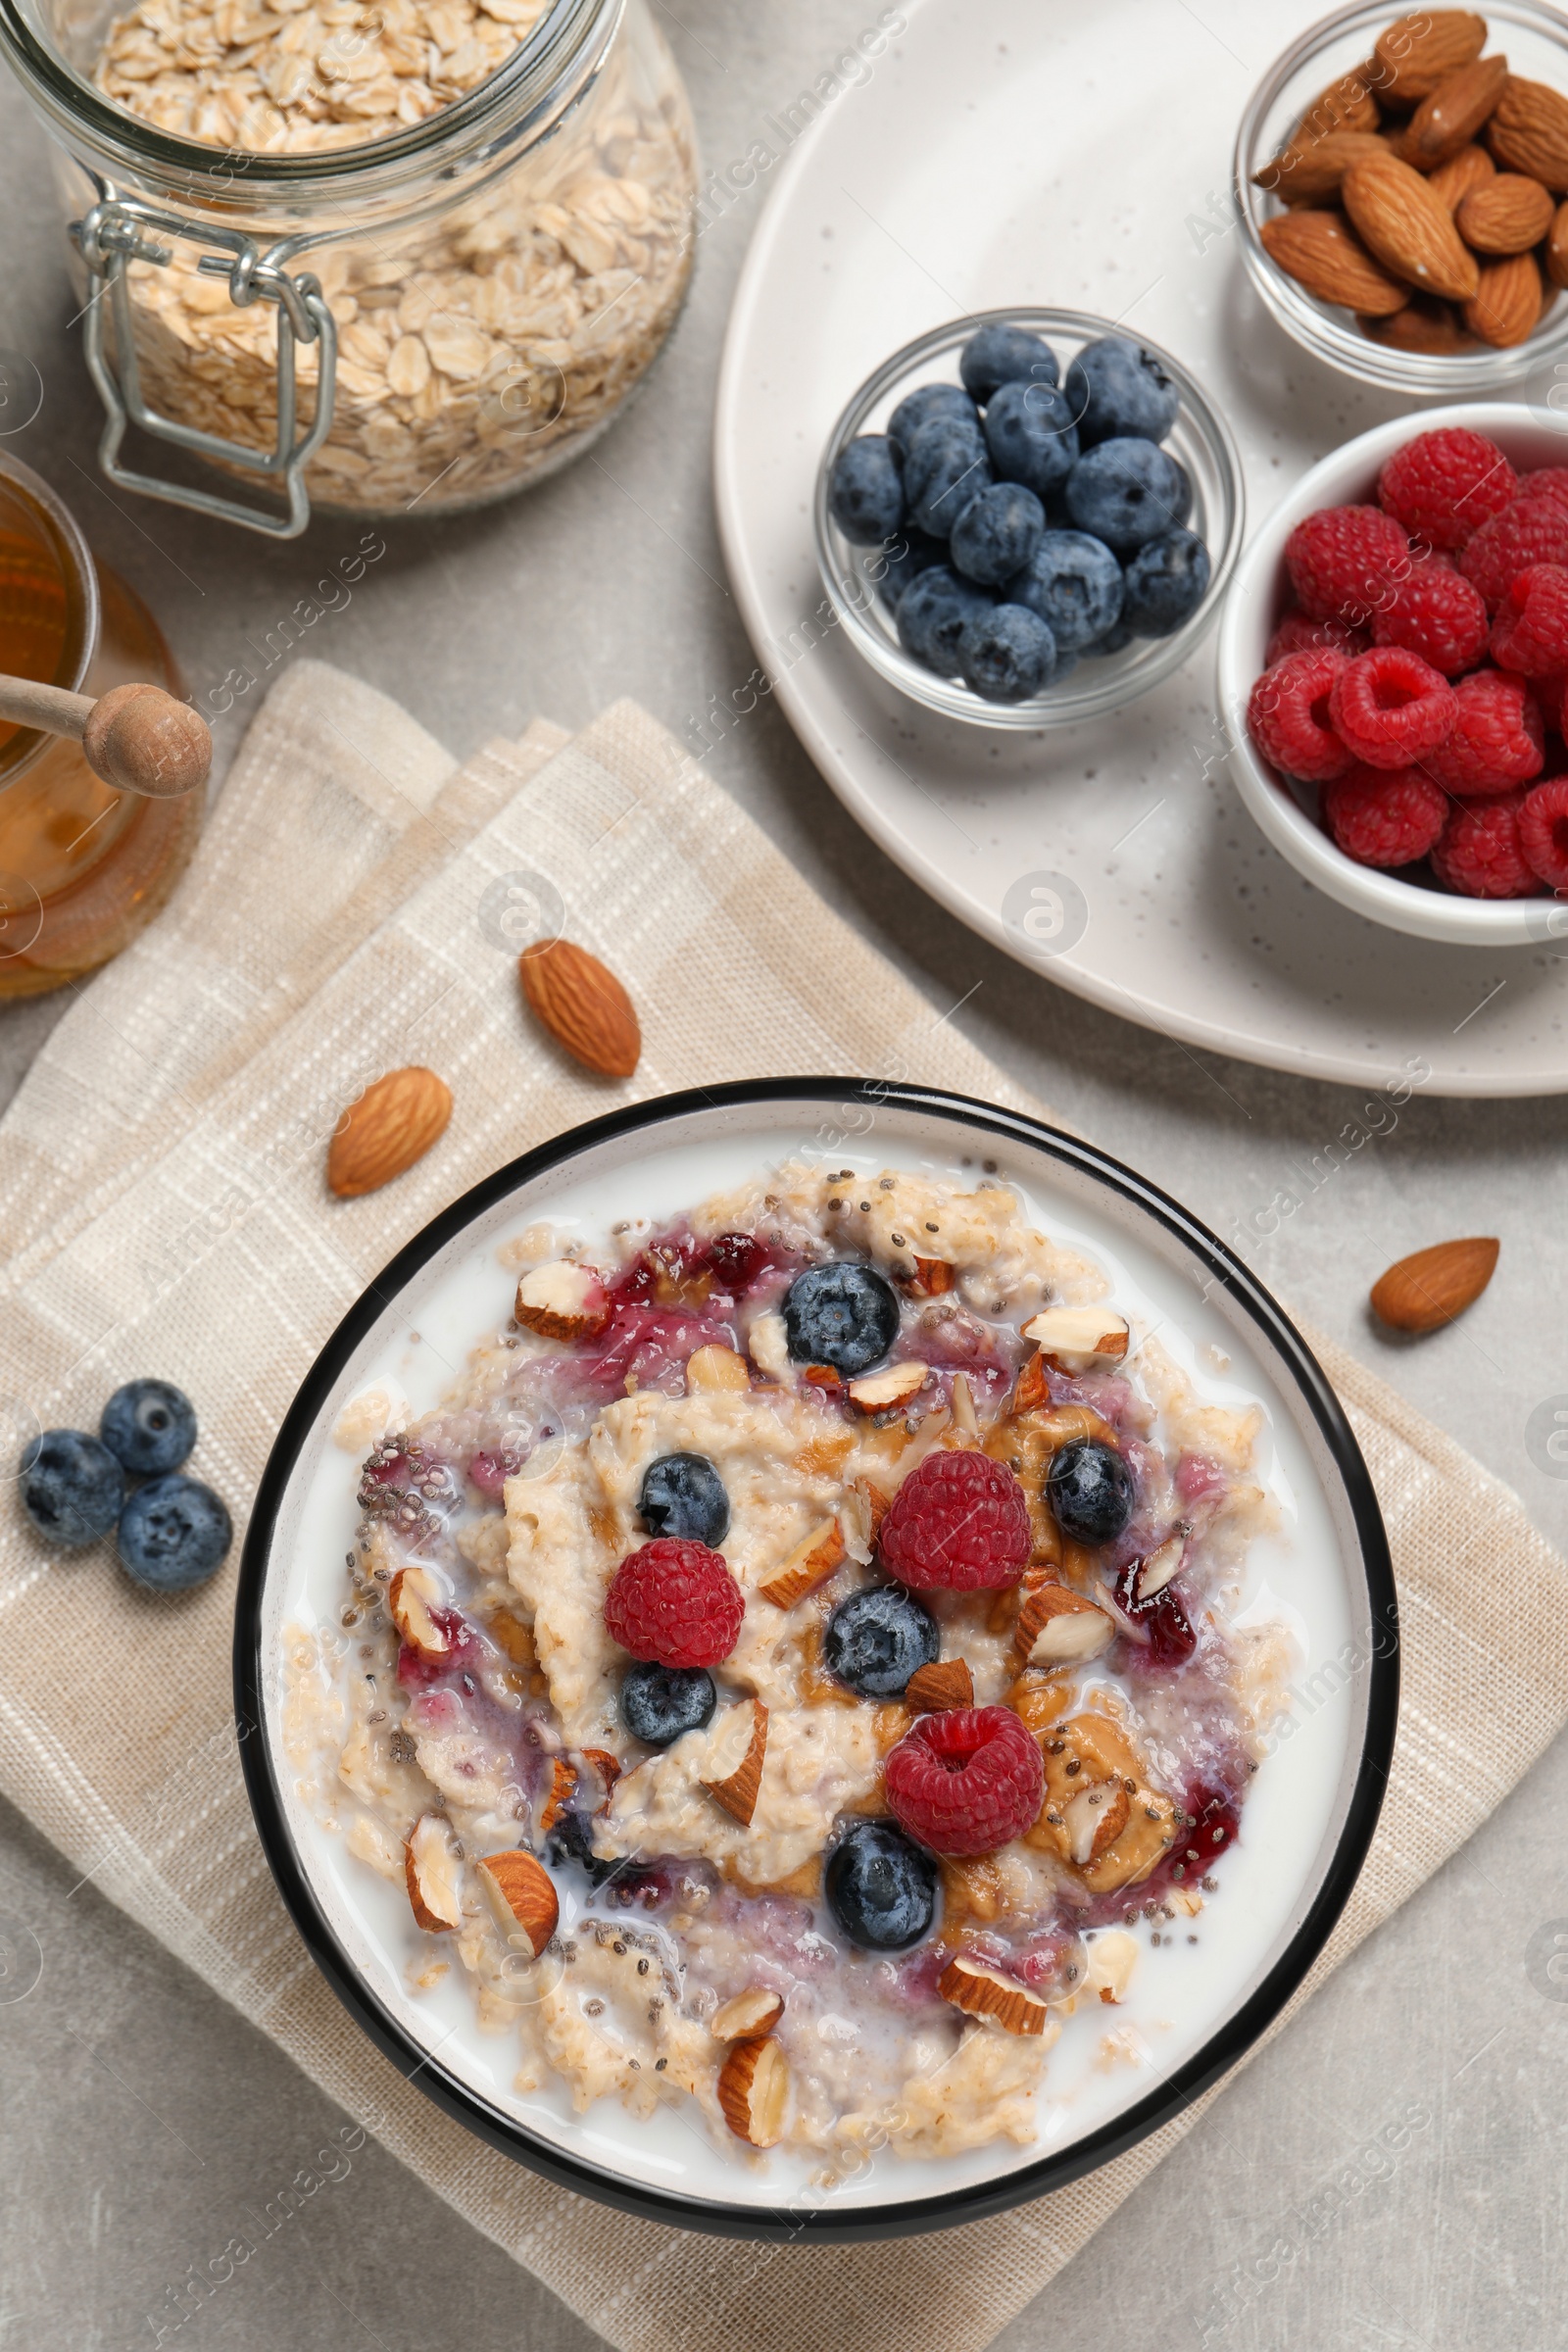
3,4,1568,2347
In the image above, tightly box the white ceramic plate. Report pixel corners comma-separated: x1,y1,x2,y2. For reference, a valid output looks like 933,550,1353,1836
711,0,1568,1096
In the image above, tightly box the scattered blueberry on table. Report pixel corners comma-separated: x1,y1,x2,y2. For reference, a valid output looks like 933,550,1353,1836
119,1473,233,1592
827,326,1212,703
100,1377,198,1477
21,1430,124,1548
19,1376,230,1592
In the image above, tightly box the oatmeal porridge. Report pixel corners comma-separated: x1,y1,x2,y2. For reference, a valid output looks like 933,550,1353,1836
283,1153,1314,2172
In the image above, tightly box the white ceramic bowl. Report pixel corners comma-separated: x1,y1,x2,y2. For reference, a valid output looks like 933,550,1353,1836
1218,403,1568,949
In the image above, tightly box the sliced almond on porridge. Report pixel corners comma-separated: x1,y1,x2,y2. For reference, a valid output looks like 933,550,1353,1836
485,1605,535,1667
405,1811,465,1933
1014,1584,1115,1666
702,1699,768,1827
911,1255,956,1295
905,1657,975,1711
536,1756,575,1836
1086,1927,1140,2004
388,1565,452,1659
1011,1350,1052,1414
1133,1535,1184,1603
710,1987,785,2040
856,1477,893,1542
847,1360,928,1413
758,1518,845,1610
938,1953,1053,2037
1019,1306,1130,1365
514,1257,609,1342
578,1747,621,1812
717,2034,790,2147
949,1372,980,1439
476,1846,559,1957
1082,1787,1179,1895
1062,1779,1132,1866
686,1343,752,1394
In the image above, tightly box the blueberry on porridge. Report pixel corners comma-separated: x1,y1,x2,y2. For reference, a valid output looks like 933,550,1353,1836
284,1160,1293,2165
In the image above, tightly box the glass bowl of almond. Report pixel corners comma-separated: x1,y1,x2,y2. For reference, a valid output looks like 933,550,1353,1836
1235,3,1568,391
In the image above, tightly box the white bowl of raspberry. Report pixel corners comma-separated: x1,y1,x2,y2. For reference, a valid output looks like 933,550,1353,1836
1217,404,1568,948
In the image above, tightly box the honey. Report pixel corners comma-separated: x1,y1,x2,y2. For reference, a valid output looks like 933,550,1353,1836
0,458,200,996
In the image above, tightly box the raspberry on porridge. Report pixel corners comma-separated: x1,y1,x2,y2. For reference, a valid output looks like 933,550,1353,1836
284,1159,1294,2169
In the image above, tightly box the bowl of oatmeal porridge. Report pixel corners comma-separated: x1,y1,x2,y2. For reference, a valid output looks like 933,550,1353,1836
236,1079,1396,2238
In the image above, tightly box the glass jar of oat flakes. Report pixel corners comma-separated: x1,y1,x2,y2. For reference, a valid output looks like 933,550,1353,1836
0,0,696,534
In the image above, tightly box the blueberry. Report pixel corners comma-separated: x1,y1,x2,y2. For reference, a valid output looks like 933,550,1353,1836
958,603,1056,703
1064,336,1181,448
782,1260,900,1375
823,1585,940,1697
619,1660,717,1746
867,525,947,612
828,434,905,545
545,1808,619,1886
898,564,996,676
100,1378,197,1477
983,378,1080,501
950,482,1045,588
21,1429,123,1548
825,1819,938,1950
959,323,1059,404
903,416,993,536
1005,529,1124,651
117,1472,232,1591
1064,438,1189,554
638,1450,730,1545
888,381,978,454
1121,528,1212,637
1085,615,1136,657
1045,1439,1135,1546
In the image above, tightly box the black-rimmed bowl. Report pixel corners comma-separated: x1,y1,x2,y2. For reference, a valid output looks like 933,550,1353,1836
235,1079,1396,2242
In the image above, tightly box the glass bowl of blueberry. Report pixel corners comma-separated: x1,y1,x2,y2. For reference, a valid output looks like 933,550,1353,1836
814,309,1245,729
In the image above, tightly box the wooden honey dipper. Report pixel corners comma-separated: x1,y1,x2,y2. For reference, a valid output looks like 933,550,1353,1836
0,673,211,798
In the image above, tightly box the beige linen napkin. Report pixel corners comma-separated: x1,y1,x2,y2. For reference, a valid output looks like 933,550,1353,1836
1,662,1564,2352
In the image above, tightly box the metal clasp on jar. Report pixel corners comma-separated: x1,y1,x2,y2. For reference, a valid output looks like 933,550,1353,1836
71,185,338,540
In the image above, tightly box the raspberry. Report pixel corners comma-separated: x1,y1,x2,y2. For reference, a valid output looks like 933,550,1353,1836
1285,504,1411,624
1459,496,1568,608
1491,564,1568,675
1518,466,1568,510
883,1705,1045,1857
1247,649,1352,783
1263,612,1369,666
1377,428,1516,552
1370,553,1489,675
1323,764,1448,867
1431,792,1541,898
1327,646,1455,768
878,1448,1030,1591
603,1538,744,1667
1421,668,1544,793
1519,775,1568,889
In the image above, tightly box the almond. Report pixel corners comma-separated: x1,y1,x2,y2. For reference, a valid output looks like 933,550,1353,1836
1254,128,1387,206
405,1811,464,1932
1289,67,1382,148
1086,1927,1140,2005
1395,53,1508,170
1062,1779,1132,1866
578,1747,621,1811
1370,1236,1498,1331
514,1257,609,1342
1360,293,1475,351
938,1953,1053,2037
1456,171,1554,251
702,1698,768,1826
518,938,640,1078
475,1846,559,1956
1010,1350,1051,1413
1548,197,1568,288
1427,140,1495,209
717,2034,789,2146
950,1372,979,1439
847,1360,927,1413
758,1518,845,1609
855,1477,892,1543
327,1065,452,1198
1373,11,1486,104
1019,1305,1130,1364
1259,210,1413,314
388,1565,452,1659
536,1756,575,1836
911,1255,956,1295
1133,1534,1184,1602
710,1987,785,2039
1487,74,1568,191
485,1605,535,1666
905,1657,975,1712
1343,152,1480,297
686,1343,752,1394
1014,1583,1115,1666
1465,248,1544,344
